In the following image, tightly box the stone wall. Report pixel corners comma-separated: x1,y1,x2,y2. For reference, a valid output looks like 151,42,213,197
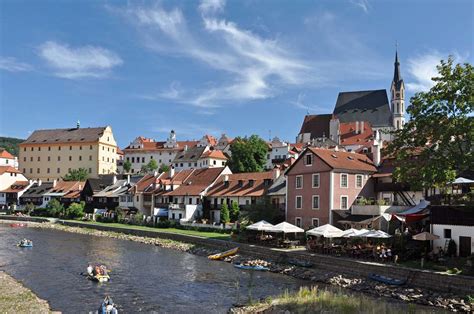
11,218,473,295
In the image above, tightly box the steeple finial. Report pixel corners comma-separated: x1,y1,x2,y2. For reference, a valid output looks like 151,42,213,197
392,44,402,86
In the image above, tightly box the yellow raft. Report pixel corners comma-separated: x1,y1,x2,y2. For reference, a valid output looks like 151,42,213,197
208,247,239,260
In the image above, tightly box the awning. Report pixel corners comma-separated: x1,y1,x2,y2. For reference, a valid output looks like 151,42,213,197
246,220,274,231
412,232,439,241
397,199,430,215
153,207,169,217
307,224,343,238
267,222,304,233
340,228,369,238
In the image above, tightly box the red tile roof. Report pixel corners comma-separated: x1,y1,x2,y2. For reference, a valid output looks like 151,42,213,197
133,174,158,193
0,149,15,159
203,134,218,146
124,139,199,152
201,150,228,160
339,121,374,146
165,167,225,196
116,147,124,155
308,147,376,172
207,171,273,197
48,180,85,198
0,166,21,175
1,181,29,193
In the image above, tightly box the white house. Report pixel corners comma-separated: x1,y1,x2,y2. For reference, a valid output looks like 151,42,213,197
0,149,18,169
0,166,28,191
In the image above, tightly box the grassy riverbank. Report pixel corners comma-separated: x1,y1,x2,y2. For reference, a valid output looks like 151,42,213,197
234,286,420,314
0,272,52,313
62,220,231,240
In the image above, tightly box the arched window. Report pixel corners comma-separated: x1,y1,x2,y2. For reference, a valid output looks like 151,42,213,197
397,120,400,129
397,103,400,113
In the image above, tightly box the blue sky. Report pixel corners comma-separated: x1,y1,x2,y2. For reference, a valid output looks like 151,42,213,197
1,0,472,147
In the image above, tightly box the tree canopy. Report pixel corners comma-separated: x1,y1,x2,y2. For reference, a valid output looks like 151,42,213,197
386,57,473,190
63,168,88,181
141,159,158,174
228,135,268,173
123,160,131,173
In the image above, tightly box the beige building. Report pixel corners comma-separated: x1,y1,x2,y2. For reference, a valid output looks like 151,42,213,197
19,125,118,181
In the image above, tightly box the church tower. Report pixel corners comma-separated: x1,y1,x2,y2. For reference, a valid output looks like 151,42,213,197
391,49,405,130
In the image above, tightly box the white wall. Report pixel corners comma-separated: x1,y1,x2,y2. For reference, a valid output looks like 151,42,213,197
432,224,473,256
0,172,28,190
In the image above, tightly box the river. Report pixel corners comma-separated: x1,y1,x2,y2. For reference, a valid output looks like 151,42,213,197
0,223,307,313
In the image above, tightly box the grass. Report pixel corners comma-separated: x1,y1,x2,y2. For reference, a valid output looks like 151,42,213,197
63,220,231,240
247,286,425,314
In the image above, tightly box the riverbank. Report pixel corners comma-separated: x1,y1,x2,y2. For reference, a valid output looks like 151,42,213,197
0,271,52,313
24,221,473,312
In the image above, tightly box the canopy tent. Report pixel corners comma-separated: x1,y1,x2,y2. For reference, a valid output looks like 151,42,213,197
340,228,369,238
307,224,343,238
449,177,474,184
412,232,440,241
246,220,274,231
268,222,304,233
397,200,430,216
359,229,392,238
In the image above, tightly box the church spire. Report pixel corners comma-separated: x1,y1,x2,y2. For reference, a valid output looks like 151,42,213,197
393,46,402,87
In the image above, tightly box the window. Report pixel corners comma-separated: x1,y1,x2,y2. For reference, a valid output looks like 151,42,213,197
58,156,61,161
57,168,60,173
90,145,93,150
295,196,302,209
132,157,135,163
341,196,348,209
47,168,50,174
444,229,452,239
312,195,320,210
48,146,51,151
189,198,192,204
340,173,348,188
37,156,40,161
58,146,61,151
142,157,145,163
31,147,33,151
356,175,363,188
29,168,33,173
38,147,41,151
102,146,104,151
23,157,26,162
37,168,40,174
88,168,92,173
30,157,33,162
79,146,82,150
70,146,72,150
305,154,312,166
295,175,303,189
48,156,51,161
79,156,82,161
295,217,302,228
89,155,92,161
312,174,320,188
311,218,319,228
69,156,72,161
24,148,26,152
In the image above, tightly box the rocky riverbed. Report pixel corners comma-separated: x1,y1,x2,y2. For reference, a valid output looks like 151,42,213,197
26,222,474,312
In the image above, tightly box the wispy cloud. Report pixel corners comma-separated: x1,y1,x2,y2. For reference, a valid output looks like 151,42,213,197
38,41,123,79
350,0,371,14
291,93,326,113
0,57,33,72
115,1,310,108
406,51,465,92
152,122,223,138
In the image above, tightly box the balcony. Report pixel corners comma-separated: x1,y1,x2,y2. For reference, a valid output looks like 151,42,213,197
375,182,411,192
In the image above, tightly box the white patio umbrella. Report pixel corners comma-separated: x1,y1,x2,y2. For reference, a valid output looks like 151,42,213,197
340,228,369,238
449,177,474,184
268,222,304,233
246,220,274,231
359,229,392,238
307,224,343,238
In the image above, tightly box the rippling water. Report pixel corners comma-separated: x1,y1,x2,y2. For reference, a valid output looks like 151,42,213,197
0,224,307,313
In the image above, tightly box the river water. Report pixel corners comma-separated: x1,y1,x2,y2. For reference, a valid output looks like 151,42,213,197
0,224,307,313
0,223,444,313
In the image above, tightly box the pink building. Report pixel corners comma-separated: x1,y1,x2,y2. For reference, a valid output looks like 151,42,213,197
285,147,376,229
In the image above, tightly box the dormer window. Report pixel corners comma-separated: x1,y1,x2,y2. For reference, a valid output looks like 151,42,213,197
238,180,243,187
249,179,254,187
305,154,312,166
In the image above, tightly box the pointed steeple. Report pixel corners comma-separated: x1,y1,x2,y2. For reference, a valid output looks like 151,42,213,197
392,47,403,90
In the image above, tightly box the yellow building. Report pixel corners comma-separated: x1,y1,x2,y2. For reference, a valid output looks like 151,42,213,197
19,125,118,181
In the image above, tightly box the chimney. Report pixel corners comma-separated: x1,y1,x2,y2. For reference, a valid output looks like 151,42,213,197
361,121,365,133
153,171,158,177
53,179,57,187
127,174,130,184
273,166,281,180
355,121,359,134
113,175,117,185
38,179,42,186
184,145,188,151
372,130,381,166
170,166,175,178
223,174,229,183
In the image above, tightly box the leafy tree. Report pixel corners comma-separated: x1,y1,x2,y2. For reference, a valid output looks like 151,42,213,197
123,160,132,173
230,201,240,222
63,168,88,181
228,135,268,173
147,159,158,172
159,164,170,173
220,202,230,224
386,57,474,190
46,198,64,217
24,202,35,214
65,201,85,219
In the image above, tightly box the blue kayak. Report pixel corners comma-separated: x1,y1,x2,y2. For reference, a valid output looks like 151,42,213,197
18,242,33,248
234,264,270,271
368,273,406,286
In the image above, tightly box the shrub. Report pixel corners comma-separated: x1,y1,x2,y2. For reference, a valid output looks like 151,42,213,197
64,201,85,219
45,199,64,217
221,202,230,224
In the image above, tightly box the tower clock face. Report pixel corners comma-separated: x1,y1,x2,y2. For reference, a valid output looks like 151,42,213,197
396,92,400,97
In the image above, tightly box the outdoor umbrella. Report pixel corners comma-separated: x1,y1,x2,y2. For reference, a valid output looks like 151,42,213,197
412,232,440,241
449,177,474,184
268,222,304,233
340,228,369,238
246,220,274,231
359,229,392,238
306,224,343,238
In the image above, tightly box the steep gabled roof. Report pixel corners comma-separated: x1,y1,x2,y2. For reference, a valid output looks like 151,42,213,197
21,127,108,144
0,166,21,175
201,150,228,160
207,171,274,197
165,167,225,196
333,90,392,128
0,149,15,159
298,114,332,139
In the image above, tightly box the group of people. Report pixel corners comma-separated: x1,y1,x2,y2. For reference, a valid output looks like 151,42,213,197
87,264,108,277
19,238,32,246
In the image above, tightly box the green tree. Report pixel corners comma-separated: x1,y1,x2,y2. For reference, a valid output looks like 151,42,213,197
221,202,230,224
147,159,158,172
63,168,88,181
123,160,132,173
386,57,474,190
228,135,268,173
159,164,170,173
46,198,64,217
65,201,85,219
230,201,240,222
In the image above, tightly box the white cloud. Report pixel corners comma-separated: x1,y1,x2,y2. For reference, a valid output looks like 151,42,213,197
291,93,326,113
152,122,222,138
350,0,371,14
0,57,33,72
119,2,310,108
406,51,465,92
199,0,226,15
38,41,123,79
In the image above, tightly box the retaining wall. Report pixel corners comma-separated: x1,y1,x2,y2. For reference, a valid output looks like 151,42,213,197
59,220,474,295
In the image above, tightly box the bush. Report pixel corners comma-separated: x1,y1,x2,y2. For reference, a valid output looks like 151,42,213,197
64,201,85,219
43,199,63,217
376,199,387,206
96,215,115,223
221,202,230,224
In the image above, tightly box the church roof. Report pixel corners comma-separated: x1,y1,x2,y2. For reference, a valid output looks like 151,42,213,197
298,114,332,139
393,50,404,90
333,89,393,128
